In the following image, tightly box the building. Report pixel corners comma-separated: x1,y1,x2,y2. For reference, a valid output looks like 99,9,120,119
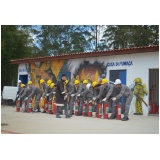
11,45,159,115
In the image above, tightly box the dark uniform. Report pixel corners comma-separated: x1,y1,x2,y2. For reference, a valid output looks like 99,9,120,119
28,85,43,111
55,80,66,117
19,88,31,112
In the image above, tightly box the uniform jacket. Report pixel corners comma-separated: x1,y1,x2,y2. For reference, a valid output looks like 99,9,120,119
74,83,83,96
19,88,31,100
66,82,74,96
42,83,51,97
106,84,120,100
116,84,133,99
28,85,42,99
80,89,93,102
56,80,65,106
95,85,107,101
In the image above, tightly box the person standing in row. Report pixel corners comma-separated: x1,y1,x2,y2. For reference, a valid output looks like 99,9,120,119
18,84,31,112
27,81,43,112
70,80,83,115
55,74,67,118
64,80,74,118
76,79,88,116
40,79,52,113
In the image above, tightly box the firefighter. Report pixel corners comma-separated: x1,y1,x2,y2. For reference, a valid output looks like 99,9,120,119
27,81,43,112
76,79,88,116
40,79,52,113
78,83,93,116
93,78,108,102
102,82,120,113
111,79,133,121
64,80,74,118
18,84,31,112
55,74,67,118
92,81,100,117
48,82,56,101
70,80,83,115
13,80,22,107
133,78,148,115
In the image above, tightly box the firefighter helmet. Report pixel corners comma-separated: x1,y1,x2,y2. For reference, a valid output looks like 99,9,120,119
114,79,121,85
40,79,45,84
47,80,52,86
92,81,98,87
21,84,26,88
74,80,80,85
50,83,55,88
28,81,33,85
135,78,142,83
83,79,88,84
101,78,108,84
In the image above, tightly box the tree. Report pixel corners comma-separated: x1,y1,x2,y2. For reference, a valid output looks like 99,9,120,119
103,25,159,49
1,25,34,89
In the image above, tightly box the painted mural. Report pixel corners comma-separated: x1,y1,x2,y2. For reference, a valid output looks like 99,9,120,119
27,59,106,86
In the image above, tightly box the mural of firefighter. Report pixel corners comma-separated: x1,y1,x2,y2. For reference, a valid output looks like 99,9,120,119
133,77,148,115
28,60,65,86
72,61,106,83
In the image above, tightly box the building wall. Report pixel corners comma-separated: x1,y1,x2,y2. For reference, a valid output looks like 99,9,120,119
18,51,159,115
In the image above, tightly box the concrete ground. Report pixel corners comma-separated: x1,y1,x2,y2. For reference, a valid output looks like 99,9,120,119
1,105,159,134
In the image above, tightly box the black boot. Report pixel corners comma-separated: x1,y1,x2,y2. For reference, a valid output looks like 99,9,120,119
108,115,116,119
121,116,129,121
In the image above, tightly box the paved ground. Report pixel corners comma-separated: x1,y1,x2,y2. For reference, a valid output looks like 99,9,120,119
1,105,159,134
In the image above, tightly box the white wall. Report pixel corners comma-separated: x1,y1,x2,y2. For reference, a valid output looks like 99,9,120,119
68,51,159,116
105,51,159,115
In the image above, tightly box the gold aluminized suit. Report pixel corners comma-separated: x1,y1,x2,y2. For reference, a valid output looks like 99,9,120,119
133,78,148,114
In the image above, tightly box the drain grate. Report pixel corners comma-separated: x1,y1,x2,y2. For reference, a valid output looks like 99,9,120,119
1,123,9,126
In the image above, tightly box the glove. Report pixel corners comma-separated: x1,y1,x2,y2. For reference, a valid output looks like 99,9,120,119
102,98,107,102
77,94,80,97
24,97,28,100
64,95,68,100
93,97,96,101
62,91,65,94
53,92,56,95
112,97,116,101
71,94,75,97
40,97,43,100
18,98,20,100
46,94,49,96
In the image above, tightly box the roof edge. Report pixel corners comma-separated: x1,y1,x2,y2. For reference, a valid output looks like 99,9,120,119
10,45,159,64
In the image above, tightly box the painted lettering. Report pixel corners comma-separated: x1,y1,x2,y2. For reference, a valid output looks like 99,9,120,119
107,61,133,67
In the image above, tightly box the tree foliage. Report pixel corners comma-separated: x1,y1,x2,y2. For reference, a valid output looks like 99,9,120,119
1,25,34,88
1,25,159,89
103,25,159,49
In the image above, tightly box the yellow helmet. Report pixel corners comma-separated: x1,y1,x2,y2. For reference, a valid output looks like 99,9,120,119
65,80,69,85
92,81,98,87
28,81,33,85
50,83,55,89
101,78,108,84
47,80,52,86
83,79,88,84
135,78,142,83
74,80,80,85
40,79,45,84
21,84,26,88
